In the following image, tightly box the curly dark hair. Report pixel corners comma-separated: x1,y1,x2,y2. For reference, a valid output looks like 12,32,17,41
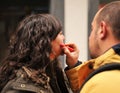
0,14,62,91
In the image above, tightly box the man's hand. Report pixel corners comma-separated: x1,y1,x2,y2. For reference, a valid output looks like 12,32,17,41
60,43,79,68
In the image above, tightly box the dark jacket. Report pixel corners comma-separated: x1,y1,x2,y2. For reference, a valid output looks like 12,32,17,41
1,66,71,93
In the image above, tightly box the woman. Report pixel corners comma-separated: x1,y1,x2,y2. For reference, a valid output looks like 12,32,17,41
0,14,70,93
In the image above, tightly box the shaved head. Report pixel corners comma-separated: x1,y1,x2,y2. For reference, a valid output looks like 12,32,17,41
96,1,120,40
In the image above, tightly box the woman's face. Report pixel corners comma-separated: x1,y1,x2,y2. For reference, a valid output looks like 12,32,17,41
50,31,65,60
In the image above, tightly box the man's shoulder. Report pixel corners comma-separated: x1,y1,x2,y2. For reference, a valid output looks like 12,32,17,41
81,67,120,93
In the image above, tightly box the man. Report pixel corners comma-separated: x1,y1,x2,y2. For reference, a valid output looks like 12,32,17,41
62,1,120,93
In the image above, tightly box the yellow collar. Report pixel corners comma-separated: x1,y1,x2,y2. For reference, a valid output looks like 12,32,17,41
92,48,120,69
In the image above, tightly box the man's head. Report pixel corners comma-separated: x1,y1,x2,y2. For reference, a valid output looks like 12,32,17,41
89,1,120,58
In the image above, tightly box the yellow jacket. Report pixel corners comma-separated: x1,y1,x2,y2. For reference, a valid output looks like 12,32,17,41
66,44,120,93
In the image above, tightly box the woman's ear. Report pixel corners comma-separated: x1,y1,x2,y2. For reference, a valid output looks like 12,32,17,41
99,21,108,39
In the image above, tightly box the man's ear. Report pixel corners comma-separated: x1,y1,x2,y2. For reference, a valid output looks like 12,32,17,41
99,21,107,39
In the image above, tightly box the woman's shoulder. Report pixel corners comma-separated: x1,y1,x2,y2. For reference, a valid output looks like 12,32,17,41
1,68,53,93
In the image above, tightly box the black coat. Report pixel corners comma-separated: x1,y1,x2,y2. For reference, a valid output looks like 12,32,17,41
1,66,71,93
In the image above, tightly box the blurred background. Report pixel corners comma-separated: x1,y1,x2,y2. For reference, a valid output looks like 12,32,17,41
0,0,118,67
